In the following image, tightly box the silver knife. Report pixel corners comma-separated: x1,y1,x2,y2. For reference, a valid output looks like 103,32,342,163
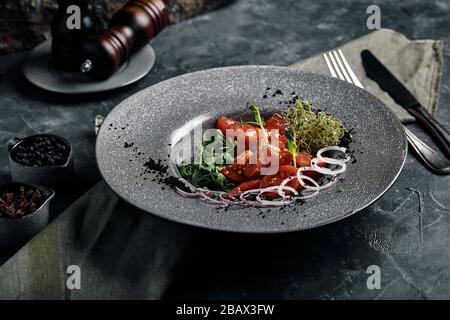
361,50,450,157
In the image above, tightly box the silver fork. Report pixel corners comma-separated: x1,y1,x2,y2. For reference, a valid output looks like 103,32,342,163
323,49,450,175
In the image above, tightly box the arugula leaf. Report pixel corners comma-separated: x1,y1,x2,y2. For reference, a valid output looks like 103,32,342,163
179,165,235,191
178,164,194,178
212,171,235,190
178,131,237,191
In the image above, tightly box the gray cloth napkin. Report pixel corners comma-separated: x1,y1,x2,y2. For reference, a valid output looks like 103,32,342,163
0,28,443,299
290,28,443,122
0,180,193,299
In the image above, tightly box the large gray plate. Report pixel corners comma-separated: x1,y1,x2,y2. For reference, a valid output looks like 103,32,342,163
96,65,407,233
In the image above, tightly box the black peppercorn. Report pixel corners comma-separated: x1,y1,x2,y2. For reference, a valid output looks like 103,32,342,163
12,135,70,167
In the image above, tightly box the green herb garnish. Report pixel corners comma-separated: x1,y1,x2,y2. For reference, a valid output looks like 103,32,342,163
178,130,236,191
283,99,346,153
248,101,272,148
285,128,297,167
248,101,265,129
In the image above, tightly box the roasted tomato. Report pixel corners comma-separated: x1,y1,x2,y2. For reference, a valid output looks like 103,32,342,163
260,165,302,191
295,151,314,167
220,164,247,182
234,150,254,164
279,149,293,165
216,116,260,148
232,150,261,179
221,150,256,182
264,115,286,134
265,115,287,149
244,164,262,179
265,131,287,149
242,149,293,178
295,151,326,180
278,135,287,149
230,180,261,195
216,116,240,133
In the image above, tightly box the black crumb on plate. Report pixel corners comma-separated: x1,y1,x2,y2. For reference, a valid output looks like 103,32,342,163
143,157,168,173
338,130,352,149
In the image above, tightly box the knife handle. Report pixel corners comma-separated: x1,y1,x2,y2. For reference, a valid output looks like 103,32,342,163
408,106,450,157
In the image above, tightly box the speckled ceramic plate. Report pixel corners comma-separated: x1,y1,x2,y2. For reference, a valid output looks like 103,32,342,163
96,65,407,233
23,40,155,94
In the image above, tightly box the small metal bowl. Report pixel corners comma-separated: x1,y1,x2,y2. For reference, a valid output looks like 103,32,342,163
0,182,54,250
7,134,74,189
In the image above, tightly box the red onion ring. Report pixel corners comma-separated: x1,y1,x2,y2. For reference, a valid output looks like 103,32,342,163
176,146,349,207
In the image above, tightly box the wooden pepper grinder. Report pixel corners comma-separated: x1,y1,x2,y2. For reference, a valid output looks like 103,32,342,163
51,0,97,71
78,0,169,80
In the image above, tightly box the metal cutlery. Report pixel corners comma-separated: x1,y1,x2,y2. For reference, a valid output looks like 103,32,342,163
323,49,450,175
361,49,450,157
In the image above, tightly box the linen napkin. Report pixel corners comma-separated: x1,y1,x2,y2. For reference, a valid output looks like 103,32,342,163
0,180,194,299
290,28,443,123
0,28,443,299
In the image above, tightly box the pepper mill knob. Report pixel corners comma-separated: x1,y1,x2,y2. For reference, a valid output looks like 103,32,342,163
78,0,169,79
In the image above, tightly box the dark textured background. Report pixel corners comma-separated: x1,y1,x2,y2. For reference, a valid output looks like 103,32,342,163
0,0,232,54
0,0,450,299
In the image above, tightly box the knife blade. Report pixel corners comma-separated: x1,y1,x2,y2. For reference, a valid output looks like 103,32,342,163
361,50,420,108
361,49,450,157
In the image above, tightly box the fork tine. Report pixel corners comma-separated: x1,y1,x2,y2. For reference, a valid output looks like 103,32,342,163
323,53,337,78
332,50,352,83
338,49,363,88
327,52,345,81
